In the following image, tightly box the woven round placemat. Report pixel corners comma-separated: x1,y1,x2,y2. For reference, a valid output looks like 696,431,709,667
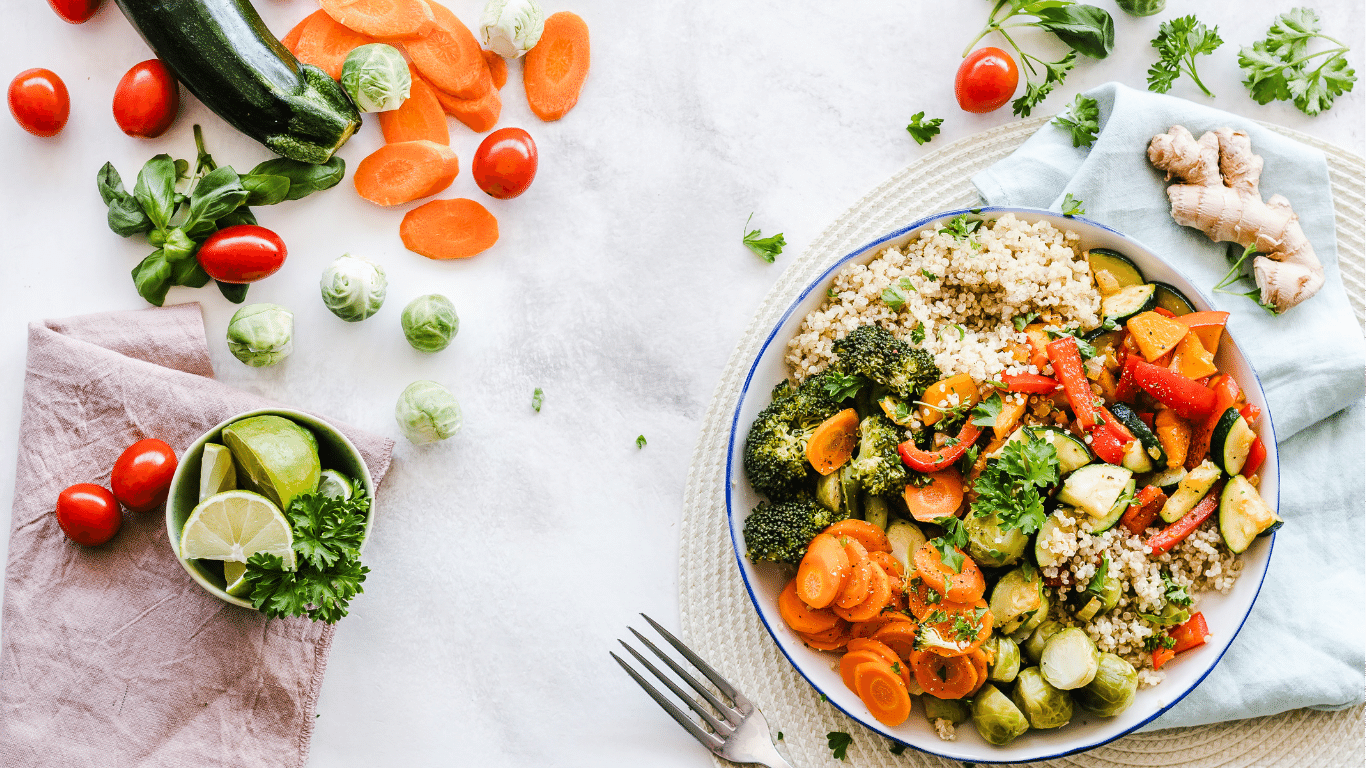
678,115,1365,768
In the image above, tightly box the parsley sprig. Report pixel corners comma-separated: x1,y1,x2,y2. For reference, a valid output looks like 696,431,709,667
1053,93,1100,148
970,431,1059,535
906,111,944,145
242,491,371,624
929,515,969,572
742,213,785,263
938,214,983,241
1061,193,1085,217
1214,243,1281,315
1239,8,1356,116
827,731,854,760
1147,15,1224,97
1162,572,1193,606
822,371,864,402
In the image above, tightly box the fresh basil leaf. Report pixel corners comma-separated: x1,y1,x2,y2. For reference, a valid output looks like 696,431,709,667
96,162,127,206
172,257,211,288
98,163,154,237
131,250,173,306
186,166,249,226
162,228,197,263
174,158,190,182
1036,5,1115,59
133,154,178,232
248,156,346,201
217,206,258,228
217,280,249,304
242,174,291,206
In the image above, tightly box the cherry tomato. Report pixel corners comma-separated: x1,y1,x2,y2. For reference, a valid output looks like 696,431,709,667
111,438,178,512
8,69,70,137
472,127,538,199
56,484,121,546
113,59,179,138
48,0,102,23
955,47,1019,114
196,225,288,283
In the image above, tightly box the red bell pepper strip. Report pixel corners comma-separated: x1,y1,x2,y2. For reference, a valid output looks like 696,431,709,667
1188,376,1244,468
897,421,981,473
1241,437,1267,478
1120,485,1167,536
1132,360,1217,421
1170,612,1210,654
1000,372,1060,394
1114,354,1143,404
1145,481,1225,554
1098,406,1135,442
1152,646,1176,669
1046,336,1102,430
1153,306,1176,318
1239,402,1262,423
1090,422,1131,465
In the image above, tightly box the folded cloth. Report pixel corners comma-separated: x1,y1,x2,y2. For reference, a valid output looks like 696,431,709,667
0,304,394,767
974,82,1365,729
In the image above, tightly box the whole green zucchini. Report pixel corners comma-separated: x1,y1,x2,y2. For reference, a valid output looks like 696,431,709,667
114,0,360,163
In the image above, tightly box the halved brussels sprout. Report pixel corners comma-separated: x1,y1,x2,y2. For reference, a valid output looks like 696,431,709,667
226,303,293,367
923,695,970,725
1073,652,1139,717
971,684,1030,746
990,565,1043,630
340,43,411,112
863,494,890,530
1011,666,1074,729
815,470,842,513
987,635,1021,683
1022,620,1065,663
964,511,1029,567
1040,627,1099,690
1010,589,1051,643
401,294,459,353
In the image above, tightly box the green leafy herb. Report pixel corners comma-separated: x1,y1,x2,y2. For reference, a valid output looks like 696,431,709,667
920,269,938,281
1061,193,1085,217
822,371,864,402
1214,243,1281,315
1239,8,1355,116
1143,633,1177,652
820,693,828,702
827,731,853,760
827,287,839,299
742,213,785,263
1085,555,1111,595
970,392,1004,427
889,742,907,756
911,323,927,344
1162,572,1193,606
939,214,983,240
1013,312,1040,332
242,491,371,624
970,431,1059,535
906,111,944,145
952,613,980,642
1048,327,1099,359
1053,93,1100,147
882,285,909,311
636,435,648,449
1147,15,1223,97
532,387,544,412
930,515,969,573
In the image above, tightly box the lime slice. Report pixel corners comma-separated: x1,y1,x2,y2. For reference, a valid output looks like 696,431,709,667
317,469,354,500
222,415,321,512
223,560,250,597
179,490,295,570
199,443,238,502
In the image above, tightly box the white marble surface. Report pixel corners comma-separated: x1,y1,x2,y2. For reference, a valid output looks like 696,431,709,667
0,1,1360,765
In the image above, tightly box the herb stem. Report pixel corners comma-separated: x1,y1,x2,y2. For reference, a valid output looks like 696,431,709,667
1184,56,1214,97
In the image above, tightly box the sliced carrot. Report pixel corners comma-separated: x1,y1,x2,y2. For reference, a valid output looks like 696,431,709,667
796,620,849,645
1154,408,1191,469
280,10,325,53
966,647,990,695
379,69,450,145
434,83,503,133
871,622,920,660
797,627,850,651
849,612,913,639
1126,311,1189,361
806,408,859,476
796,533,849,609
823,519,891,553
319,0,435,41
483,49,507,89
854,661,912,726
910,649,976,700
917,599,992,657
835,559,873,610
778,578,840,635
840,650,891,692
353,140,459,206
904,575,942,621
294,10,374,80
912,542,985,603
400,198,499,260
902,469,965,523
406,1,492,98
845,638,900,665
523,11,590,121
867,550,903,580
833,563,891,623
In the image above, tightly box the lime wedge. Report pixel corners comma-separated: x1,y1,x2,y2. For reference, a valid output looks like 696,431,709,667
317,469,354,500
199,443,238,502
223,560,250,596
222,415,321,512
179,490,295,570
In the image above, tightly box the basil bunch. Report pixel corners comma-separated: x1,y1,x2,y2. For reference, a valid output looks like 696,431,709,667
97,126,345,306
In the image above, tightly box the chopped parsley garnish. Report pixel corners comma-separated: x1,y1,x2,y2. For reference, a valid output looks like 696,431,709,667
1013,312,1039,332
938,214,983,241
929,515,969,573
952,613,980,642
827,731,853,760
920,268,938,281
532,387,544,412
1162,572,1193,606
889,742,907,755
970,431,1059,535
1143,633,1177,652
741,213,785,263
970,392,1004,428
1053,93,1100,148
827,287,839,299
906,111,944,145
882,277,916,310
911,323,926,344
636,435,647,449
1061,192,1085,217
822,371,864,402
1086,555,1111,596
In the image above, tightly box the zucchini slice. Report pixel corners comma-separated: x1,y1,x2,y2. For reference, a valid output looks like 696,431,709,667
1152,282,1197,316
1101,284,1159,323
1087,249,1145,289
1219,475,1282,553
1110,403,1166,467
1082,479,1134,534
1210,407,1257,475
995,426,1092,475
1121,436,1153,474
1150,465,1187,490
1056,464,1133,519
1160,460,1222,522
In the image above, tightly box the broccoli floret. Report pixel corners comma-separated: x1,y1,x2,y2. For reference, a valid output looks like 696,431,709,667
832,324,940,400
742,496,840,564
851,414,910,497
742,375,841,500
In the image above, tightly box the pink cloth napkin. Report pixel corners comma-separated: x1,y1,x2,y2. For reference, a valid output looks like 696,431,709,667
0,304,393,768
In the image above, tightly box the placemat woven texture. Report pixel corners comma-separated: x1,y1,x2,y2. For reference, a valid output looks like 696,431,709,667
678,116,1365,768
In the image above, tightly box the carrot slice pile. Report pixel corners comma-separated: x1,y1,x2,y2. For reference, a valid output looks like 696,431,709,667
319,0,435,41
778,579,840,635
433,85,503,133
523,11,590,121
294,10,375,79
400,198,499,260
405,0,491,98
796,533,849,609
354,140,459,206
379,69,450,144
483,50,508,89
823,519,891,553
849,612,912,639
833,562,891,623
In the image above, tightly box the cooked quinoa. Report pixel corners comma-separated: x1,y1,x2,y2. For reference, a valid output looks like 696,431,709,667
785,213,1102,384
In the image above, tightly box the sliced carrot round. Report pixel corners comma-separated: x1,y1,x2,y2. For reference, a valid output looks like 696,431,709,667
523,12,590,121
482,49,508,89
833,562,891,622
354,140,459,206
434,83,502,133
406,1,491,98
902,468,965,523
835,559,873,610
845,638,900,666
294,11,374,80
912,541,985,603
854,661,912,726
280,10,326,53
379,69,450,145
797,626,850,651
806,408,859,475
400,198,499,260
867,550,903,579
319,0,434,40
966,647,990,695
910,649,977,700
824,519,892,553
849,612,913,639
778,578,840,635
839,649,889,692
796,533,850,609
871,621,920,660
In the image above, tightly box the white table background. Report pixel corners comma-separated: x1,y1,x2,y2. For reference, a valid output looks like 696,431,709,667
0,1,1360,765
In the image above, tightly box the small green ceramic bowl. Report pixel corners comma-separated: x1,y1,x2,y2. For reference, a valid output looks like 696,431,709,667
165,408,375,609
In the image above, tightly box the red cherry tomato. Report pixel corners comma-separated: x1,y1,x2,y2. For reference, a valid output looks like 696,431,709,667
196,225,288,283
56,484,121,546
8,69,70,137
111,438,178,512
472,127,538,199
48,0,102,23
955,47,1019,114
113,60,179,138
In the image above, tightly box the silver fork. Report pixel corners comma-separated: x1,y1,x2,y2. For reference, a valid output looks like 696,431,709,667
612,614,797,768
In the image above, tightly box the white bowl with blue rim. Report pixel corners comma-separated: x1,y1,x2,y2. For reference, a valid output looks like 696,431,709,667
724,207,1278,763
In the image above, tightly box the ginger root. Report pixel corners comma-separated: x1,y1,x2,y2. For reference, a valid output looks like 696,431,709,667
1147,125,1323,313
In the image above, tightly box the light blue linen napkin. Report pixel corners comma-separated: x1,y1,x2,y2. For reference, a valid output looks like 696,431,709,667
974,82,1365,730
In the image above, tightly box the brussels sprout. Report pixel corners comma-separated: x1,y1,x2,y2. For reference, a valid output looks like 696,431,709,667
990,565,1043,630
226,303,293,367
863,494,890,531
1140,601,1190,627
401,294,459,353
340,44,411,113
815,470,842,513
964,511,1029,567
1022,620,1065,663
971,684,1030,746
395,380,463,444
479,0,545,59
1011,666,1074,729
923,696,970,725
1074,652,1139,717
1010,589,1051,643
987,635,1020,683
320,254,387,322
1040,627,1099,690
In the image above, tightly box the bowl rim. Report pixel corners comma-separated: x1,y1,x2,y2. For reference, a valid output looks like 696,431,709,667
164,406,376,610
722,206,1280,762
